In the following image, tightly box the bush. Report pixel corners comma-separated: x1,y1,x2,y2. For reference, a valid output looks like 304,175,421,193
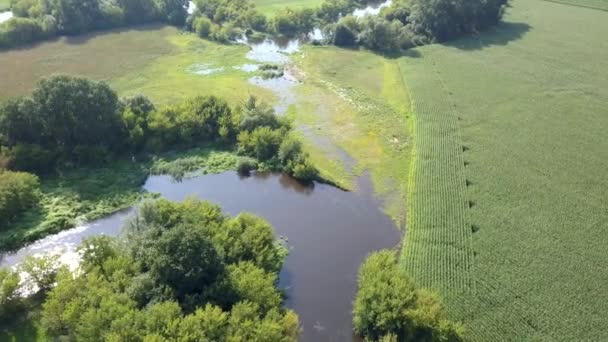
194,16,212,38
236,157,257,175
0,268,22,322
0,170,40,227
3,143,55,173
353,250,464,341
0,17,46,48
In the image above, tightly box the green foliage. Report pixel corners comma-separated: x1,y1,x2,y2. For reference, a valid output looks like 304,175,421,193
238,126,286,161
407,0,508,42
194,15,213,38
0,171,39,227
20,254,61,293
0,75,125,171
0,0,187,48
0,268,22,322
150,148,239,179
353,250,463,341
236,157,257,175
321,0,508,52
270,7,315,36
400,1,608,339
38,198,298,341
0,160,148,252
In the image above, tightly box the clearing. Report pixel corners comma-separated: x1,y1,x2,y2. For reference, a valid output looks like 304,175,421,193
400,0,608,340
254,0,324,15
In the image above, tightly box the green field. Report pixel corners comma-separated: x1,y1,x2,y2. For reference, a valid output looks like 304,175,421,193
254,0,323,15
0,0,9,11
0,25,274,105
400,0,608,340
543,0,608,10
294,46,412,224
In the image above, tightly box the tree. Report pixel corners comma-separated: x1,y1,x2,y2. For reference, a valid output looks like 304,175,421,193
0,171,40,227
32,75,124,151
353,250,463,341
0,268,22,322
214,213,287,273
145,224,225,301
21,254,61,293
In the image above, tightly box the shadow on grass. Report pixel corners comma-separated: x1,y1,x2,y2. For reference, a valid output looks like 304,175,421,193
63,22,170,45
444,21,531,51
0,22,171,52
362,21,531,60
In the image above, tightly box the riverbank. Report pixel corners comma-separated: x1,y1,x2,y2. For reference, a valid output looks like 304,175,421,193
0,146,239,252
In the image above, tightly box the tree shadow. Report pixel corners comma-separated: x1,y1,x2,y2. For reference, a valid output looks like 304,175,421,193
444,21,531,51
63,22,169,45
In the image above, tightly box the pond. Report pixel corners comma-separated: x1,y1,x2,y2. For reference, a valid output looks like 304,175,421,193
0,172,400,341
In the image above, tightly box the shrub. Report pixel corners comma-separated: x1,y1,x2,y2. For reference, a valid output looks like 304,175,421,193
0,268,22,322
0,17,45,48
236,157,257,175
3,143,55,174
0,170,40,227
353,250,464,341
194,16,212,38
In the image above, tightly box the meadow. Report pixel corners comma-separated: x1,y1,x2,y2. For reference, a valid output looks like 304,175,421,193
399,0,608,340
254,0,324,15
0,0,9,11
545,0,608,10
293,46,412,225
0,25,274,105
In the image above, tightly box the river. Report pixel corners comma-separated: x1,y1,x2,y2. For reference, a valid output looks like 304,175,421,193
1,172,400,341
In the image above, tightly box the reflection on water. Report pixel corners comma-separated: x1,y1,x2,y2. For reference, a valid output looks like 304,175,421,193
0,172,399,342
0,210,133,269
233,63,259,72
0,11,13,24
187,63,225,75
352,0,393,17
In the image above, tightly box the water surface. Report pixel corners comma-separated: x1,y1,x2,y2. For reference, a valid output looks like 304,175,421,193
0,11,13,24
0,172,399,342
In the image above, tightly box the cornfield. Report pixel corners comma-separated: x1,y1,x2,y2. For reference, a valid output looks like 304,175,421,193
400,0,608,340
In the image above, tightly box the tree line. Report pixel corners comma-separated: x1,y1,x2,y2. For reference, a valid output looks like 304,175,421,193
0,198,299,341
1,0,509,52
324,0,509,51
186,0,508,51
0,0,188,48
0,74,317,229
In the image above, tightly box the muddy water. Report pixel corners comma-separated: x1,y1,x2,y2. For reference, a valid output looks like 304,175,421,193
0,172,399,341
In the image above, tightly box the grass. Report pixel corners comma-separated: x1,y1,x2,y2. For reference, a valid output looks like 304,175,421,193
0,160,150,251
150,147,239,179
0,24,275,105
0,0,9,11
0,147,241,252
293,46,412,225
542,0,608,10
399,0,608,340
110,33,275,105
0,24,178,100
254,0,324,16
